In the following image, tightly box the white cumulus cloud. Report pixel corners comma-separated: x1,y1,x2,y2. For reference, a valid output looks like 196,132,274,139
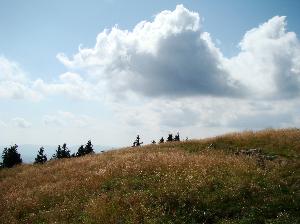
57,5,245,98
43,111,93,128
33,72,101,101
12,117,32,128
53,5,300,132
4,5,300,102
0,56,41,100
225,16,300,98
2,5,300,135
57,5,300,100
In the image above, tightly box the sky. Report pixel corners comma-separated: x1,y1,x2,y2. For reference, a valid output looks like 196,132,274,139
0,0,300,147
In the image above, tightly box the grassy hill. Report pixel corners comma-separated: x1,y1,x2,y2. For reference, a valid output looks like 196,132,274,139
0,129,299,223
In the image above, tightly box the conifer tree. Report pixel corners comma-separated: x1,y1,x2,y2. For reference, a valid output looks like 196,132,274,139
76,145,85,157
159,137,165,144
34,147,47,164
53,143,71,159
132,135,143,147
76,140,94,157
167,134,173,142
61,143,71,158
174,132,180,141
1,144,22,168
53,145,61,159
85,140,94,154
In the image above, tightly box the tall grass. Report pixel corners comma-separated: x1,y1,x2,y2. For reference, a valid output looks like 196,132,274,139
163,128,300,158
0,128,299,223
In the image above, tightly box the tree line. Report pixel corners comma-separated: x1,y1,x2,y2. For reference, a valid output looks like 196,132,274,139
1,132,185,169
132,132,182,146
0,140,95,168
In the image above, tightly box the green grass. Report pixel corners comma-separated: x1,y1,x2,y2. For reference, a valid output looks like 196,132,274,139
0,128,299,223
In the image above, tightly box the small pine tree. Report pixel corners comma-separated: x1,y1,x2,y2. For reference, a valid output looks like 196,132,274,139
34,147,47,164
1,144,22,168
85,140,94,154
167,134,173,142
76,140,94,157
61,143,71,158
159,137,164,144
76,145,85,157
174,132,180,141
52,145,61,159
53,143,71,159
132,135,143,147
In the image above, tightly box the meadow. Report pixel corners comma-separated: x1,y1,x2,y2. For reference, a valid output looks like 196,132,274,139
0,129,299,223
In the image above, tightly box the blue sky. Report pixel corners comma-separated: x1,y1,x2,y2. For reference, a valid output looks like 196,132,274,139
0,0,300,147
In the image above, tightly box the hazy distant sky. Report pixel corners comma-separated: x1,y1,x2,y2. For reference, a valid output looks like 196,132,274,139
0,0,300,146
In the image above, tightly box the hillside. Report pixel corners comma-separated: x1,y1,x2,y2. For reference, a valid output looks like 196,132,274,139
0,129,299,223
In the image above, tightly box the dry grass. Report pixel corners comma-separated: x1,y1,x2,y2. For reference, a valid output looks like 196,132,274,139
0,128,299,223
150,128,300,158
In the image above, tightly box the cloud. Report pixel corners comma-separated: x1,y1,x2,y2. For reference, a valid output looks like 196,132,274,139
12,117,32,128
225,16,300,98
0,57,98,101
57,6,300,100
53,5,300,133
0,56,41,100
225,99,300,129
109,95,300,135
3,5,298,103
2,5,300,139
33,72,101,101
57,5,245,98
160,107,199,128
43,111,92,127
43,115,65,127
0,56,27,82
111,97,236,131
0,120,7,127
227,112,292,129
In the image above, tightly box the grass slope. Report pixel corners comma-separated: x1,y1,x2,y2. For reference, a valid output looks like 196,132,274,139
0,129,299,223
